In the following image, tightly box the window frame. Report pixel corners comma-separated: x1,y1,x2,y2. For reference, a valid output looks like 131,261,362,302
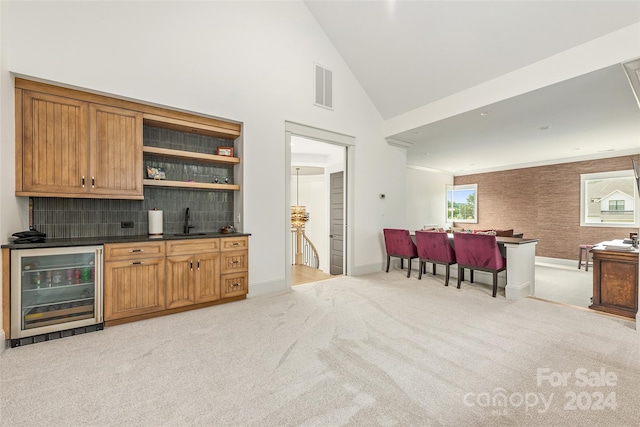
446,183,478,224
580,170,639,227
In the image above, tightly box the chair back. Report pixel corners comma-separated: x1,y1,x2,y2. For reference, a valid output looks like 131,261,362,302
415,231,456,263
453,233,506,270
383,228,418,258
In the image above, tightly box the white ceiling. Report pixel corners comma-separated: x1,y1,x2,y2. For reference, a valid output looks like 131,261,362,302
304,0,640,174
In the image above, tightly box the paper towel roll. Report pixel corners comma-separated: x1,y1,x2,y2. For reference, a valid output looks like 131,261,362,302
148,210,163,235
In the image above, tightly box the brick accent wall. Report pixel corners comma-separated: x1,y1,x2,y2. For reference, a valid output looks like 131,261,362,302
454,154,640,260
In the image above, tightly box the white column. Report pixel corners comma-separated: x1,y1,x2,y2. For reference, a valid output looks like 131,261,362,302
504,241,538,301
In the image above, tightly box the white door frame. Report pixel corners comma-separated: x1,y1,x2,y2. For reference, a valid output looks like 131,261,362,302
285,121,355,288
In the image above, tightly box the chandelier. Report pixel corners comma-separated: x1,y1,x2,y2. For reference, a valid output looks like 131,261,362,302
291,167,310,228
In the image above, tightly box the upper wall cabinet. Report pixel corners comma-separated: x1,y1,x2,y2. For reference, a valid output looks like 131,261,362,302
19,90,89,196
15,78,242,199
89,104,143,198
16,87,143,199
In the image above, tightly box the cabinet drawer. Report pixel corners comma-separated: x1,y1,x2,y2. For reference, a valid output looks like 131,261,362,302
221,272,248,298
221,250,248,274
220,236,248,252
166,238,220,256
104,241,165,261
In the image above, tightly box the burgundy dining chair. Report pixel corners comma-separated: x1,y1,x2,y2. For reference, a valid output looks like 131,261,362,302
453,233,506,297
383,228,418,278
414,230,456,286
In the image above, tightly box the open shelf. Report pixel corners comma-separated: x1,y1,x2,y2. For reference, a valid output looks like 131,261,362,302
143,179,240,191
143,146,240,165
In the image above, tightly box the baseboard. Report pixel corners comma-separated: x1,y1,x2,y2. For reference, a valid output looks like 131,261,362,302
0,330,6,353
248,278,288,298
536,256,578,268
350,263,384,276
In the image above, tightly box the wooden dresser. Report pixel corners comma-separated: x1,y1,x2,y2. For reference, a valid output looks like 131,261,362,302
590,247,639,319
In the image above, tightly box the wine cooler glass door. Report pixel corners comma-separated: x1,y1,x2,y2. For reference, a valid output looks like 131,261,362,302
11,246,103,338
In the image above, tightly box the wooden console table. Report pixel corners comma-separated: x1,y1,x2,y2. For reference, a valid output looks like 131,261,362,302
590,247,639,319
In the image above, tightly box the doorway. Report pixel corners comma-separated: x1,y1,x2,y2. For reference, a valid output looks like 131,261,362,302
285,122,354,288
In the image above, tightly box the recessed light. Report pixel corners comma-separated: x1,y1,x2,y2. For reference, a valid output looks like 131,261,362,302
420,152,430,156
480,111,490,116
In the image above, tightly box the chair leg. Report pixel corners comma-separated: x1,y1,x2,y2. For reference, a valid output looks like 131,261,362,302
578,248,583,270
444,265,450,286
400,258,404,270
470,270,474,283
457,266,462,289
418,261,423,280
432,263,436,275
386,255,390,272
406,259,411,278
585,252,589,272
492,271,498,297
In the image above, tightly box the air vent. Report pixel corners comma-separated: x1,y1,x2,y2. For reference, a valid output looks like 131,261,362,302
315,64,333,109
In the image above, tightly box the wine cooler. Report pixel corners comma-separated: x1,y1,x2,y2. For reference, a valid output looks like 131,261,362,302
11,246,103,346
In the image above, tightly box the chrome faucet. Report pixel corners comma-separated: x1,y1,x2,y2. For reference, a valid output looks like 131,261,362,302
184,207,195,234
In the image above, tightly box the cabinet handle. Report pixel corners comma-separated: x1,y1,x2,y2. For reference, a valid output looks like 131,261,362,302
197,260,201,270
131,261,145,265
91,176,95,188
81,176,85,188
190,260,193,271
232,243,239,246
230,283,240,287
231,260,239,264
129,249,145,253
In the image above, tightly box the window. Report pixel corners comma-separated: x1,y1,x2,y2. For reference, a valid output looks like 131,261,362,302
608,200,625,211
581,170,638,227
446,184,477,223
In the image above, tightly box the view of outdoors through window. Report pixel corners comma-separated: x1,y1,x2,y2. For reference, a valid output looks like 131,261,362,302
582,171,637,226
446,184,477,223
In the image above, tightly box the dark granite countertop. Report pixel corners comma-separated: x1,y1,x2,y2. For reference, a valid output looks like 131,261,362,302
1,232,252,250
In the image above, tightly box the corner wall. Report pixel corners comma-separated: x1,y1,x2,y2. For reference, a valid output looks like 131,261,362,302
454,154,640,260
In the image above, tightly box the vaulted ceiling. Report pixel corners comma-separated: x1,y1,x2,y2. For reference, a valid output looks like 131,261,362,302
304,1,640,174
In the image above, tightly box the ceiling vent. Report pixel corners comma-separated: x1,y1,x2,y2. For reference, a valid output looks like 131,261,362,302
314,63,333,110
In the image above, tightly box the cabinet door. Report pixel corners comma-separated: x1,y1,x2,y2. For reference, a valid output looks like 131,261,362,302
89,104,143,198
104,257,165,321
21,91,88,195
195,252,221,304
166,255,195,309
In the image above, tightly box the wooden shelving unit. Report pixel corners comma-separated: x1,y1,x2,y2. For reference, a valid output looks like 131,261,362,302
142,146,240,165
143,179,240,191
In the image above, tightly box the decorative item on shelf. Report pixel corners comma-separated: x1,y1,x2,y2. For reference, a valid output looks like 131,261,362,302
220,225,236,234
216,146,234,157
224,177,230,184
213,177,219,183
146,165,166,180
291,167,310,229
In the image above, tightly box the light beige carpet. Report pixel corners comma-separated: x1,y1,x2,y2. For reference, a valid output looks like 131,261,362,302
1,270,639,426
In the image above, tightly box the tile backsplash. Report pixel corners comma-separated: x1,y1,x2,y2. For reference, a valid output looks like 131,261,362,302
32,188,235,238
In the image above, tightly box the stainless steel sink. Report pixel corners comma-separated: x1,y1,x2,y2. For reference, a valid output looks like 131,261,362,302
172,233,206,237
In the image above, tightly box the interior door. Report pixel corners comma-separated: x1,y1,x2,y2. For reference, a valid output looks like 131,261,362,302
329,171,344,275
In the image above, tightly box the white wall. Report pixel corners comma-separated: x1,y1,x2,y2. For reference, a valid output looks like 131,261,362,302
0,0,405,316
405,167,454,232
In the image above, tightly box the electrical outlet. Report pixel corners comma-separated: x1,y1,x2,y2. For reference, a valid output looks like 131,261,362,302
121,221,134,228
236,213,241,223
